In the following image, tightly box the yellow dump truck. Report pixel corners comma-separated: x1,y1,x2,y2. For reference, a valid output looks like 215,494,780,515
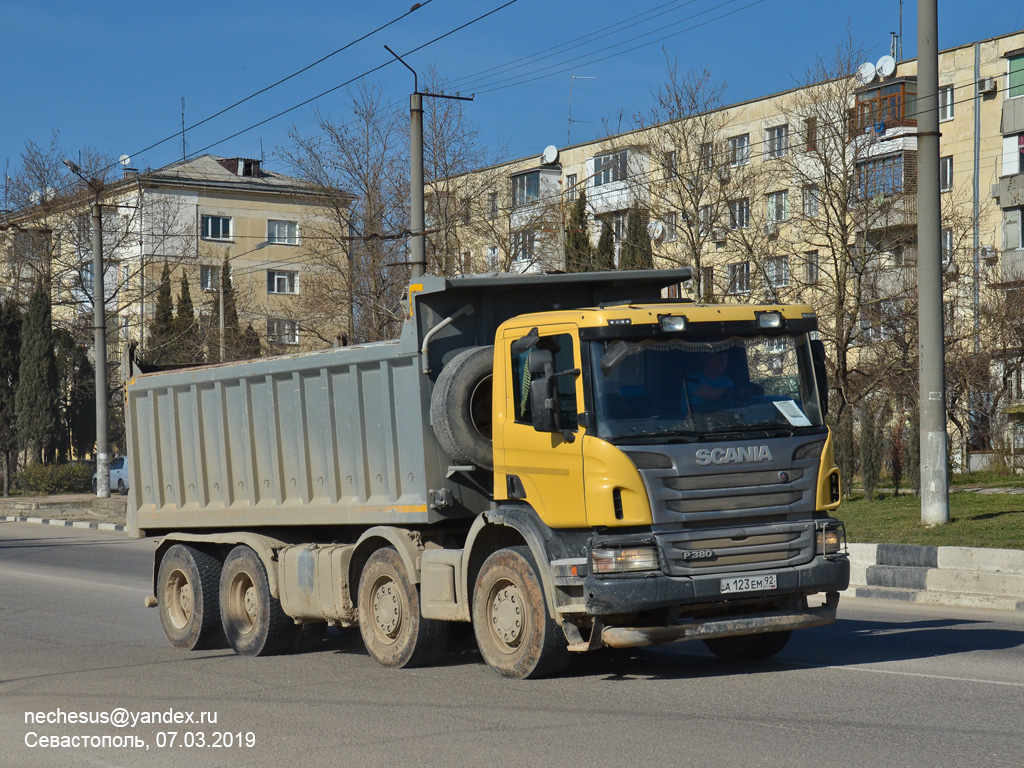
125,268,847,678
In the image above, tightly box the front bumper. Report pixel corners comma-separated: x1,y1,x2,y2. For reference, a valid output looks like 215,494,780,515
600,591,840,649
584,554,849,615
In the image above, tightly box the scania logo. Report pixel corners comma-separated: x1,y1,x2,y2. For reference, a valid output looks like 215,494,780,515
695,445,774,466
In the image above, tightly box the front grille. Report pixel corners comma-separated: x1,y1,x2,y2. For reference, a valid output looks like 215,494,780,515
658,524,815,576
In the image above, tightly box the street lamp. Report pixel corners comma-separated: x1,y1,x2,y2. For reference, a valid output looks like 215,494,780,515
63,159,110,499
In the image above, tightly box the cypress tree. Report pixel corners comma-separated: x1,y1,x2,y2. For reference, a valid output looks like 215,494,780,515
620,204,654,270
240,323,262,359
564,190,592,272
146,262,174,363
15,278,60,464
0,297,22,494
594,221,616,271
173,275,202,364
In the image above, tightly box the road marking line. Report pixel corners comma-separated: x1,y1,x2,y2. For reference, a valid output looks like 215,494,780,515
778,660,1024,688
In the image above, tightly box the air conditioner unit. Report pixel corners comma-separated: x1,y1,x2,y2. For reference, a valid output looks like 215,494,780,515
711,228,727,243
980,245,996,261
763,223,779,238
978,77,998,95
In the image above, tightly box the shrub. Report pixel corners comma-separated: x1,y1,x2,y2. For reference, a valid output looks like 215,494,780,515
18,462,94,494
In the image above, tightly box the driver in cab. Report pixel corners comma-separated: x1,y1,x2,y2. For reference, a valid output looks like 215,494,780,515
689,351,734,405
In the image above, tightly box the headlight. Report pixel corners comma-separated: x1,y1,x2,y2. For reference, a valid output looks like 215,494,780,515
816,526,845,555
591,546,660,574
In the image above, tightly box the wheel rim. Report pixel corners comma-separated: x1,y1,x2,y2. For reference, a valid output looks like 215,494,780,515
486,578,526,654
226,570,257,636
165,569,192,630
369,575,403,645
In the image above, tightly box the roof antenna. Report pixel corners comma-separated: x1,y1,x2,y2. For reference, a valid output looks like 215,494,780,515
181,97,187,160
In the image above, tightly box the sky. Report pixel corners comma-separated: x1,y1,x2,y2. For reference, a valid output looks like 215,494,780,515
2,0,1023,190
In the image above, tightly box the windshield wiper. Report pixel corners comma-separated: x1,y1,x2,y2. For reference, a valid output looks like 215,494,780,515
702,423,796,437
611,429,703,444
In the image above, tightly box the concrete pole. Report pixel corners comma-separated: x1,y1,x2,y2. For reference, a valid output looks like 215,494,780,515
91,201,110,498
410,92,426,279
917,0,950,525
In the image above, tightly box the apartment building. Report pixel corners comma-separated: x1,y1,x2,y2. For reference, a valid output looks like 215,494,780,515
1,154,346,357
446,29,1024,468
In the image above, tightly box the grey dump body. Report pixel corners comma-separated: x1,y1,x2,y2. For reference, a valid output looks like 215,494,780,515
124,269,691,536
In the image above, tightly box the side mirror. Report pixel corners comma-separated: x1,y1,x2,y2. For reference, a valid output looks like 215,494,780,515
810,339,829,417
511,327,540,356
599,340,630,374
528,348,558,432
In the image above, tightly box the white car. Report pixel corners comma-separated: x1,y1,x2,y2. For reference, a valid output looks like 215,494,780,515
92,456,130,495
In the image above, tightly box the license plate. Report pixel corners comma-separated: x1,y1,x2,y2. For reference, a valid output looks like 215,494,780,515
720,574,777,594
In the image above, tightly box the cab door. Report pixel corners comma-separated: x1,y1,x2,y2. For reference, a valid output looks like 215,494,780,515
497,325,587,529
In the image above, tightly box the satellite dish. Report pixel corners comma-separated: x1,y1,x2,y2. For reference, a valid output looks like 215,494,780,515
119,154,132,167
876,55,896,79
856,61,877,86
648,220,666,242
541,145,559,165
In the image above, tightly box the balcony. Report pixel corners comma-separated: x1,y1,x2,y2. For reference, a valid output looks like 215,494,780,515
850,79,918,140
995,173,1024,208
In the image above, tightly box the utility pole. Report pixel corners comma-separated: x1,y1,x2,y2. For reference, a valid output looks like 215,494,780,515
64,159,109,499
916,0,950,525
385,45,473,280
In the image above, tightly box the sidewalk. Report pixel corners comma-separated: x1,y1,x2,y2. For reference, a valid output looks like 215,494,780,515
0,493,127,531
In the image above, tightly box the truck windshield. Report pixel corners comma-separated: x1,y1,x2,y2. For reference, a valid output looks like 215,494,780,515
590,334,825,442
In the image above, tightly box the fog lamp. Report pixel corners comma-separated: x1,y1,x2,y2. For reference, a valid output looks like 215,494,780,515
817,527,844,555
591,546,660,574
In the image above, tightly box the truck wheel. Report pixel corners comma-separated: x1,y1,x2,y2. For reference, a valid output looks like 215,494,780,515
157,544,225,650
357,548,448,668
219,546,292,656
472,546,569,679
703,630,792,662
430,345,493,470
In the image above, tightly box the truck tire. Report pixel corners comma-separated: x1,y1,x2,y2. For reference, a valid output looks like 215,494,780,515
472,546,569,679
157,544,226,651
357,547,448,668
430,345,493,470
219,545,292,656
703,629,792,662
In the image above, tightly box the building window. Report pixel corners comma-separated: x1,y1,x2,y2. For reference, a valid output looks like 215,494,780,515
267,270,298,295
700,142,714,172
1004,208,1023,250
664,212,677,242
939,156,953,192
698,205,714,235
594,150,628,186
804,117,818,151
802,185,820,218
566,173,578,202
201,215,231,241
765,124,789,158
727,262,750,294
267,318,299,345
511,171,540,207
805,250,819,285
699,266,714,298
729,198,750,229
941,228,953,263
856,154,904,198
200,265,219,292
486,245,499,267
663,150,677,178
461,251,473,273
767,190,789,223
938,85,955,121
728,134,750,166
487,192,498,220
267,219,298,245
511,229,535,261
1010,54,1024,99
766,256,790,287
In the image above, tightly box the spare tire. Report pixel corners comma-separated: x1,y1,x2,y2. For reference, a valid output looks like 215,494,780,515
431,346,494,470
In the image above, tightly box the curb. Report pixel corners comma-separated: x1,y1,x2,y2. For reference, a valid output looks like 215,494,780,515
1,515,126,532
846,542,1024,612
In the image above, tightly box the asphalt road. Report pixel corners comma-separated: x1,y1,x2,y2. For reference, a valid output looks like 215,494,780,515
1,522,1022,768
